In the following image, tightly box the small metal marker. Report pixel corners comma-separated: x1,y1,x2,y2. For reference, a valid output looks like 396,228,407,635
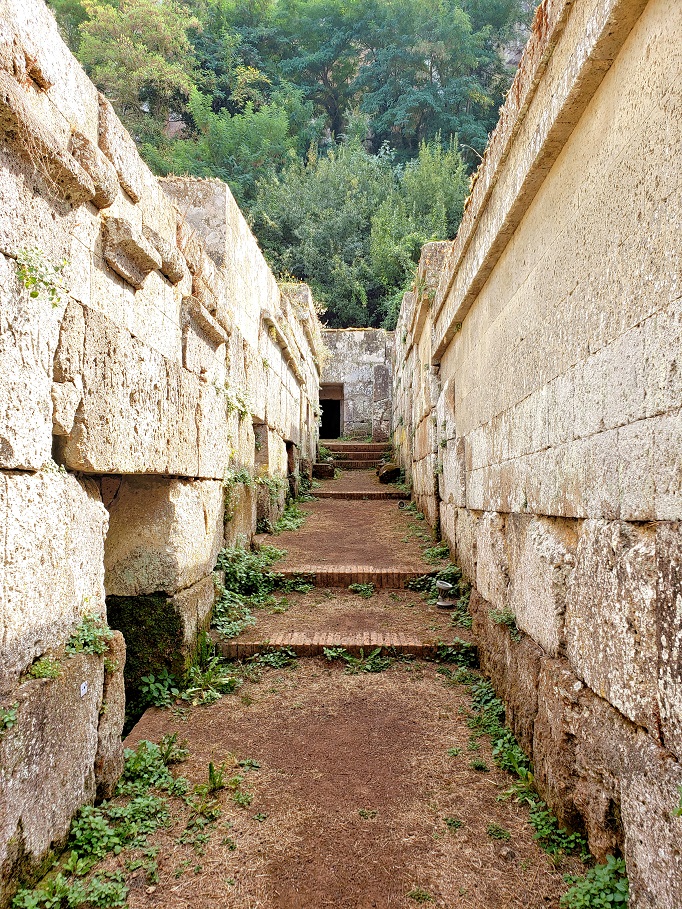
80,681,88,698
436,579,457,610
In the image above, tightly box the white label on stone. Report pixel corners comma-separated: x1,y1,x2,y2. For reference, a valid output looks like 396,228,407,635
80,681,88,698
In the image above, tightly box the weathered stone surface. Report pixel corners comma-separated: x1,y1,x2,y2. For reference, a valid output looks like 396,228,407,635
55,304,231,478
507,514,577,657
0,653,104,907
0,252,62,469
454,508,479,583
0,471,107,689
0,70,95,204
107,576,215,698
104,476,224,596
51,377,82,435
313,462,335,479
97,95,144,202
533,656,682,908
377,462,401,483
223,480,257,548
69,131,117,209
94,631,125,799
470,589,542,756
656,522,682,760
475,512,508,610
142,224,186,285
102,215,162,289
565,520,658,734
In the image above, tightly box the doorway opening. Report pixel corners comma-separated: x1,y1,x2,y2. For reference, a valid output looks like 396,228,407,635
320,383,343,438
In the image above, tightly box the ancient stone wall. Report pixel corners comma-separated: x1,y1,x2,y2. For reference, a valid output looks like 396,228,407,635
320,328,393,440
392,0,682,904
0,1,321,902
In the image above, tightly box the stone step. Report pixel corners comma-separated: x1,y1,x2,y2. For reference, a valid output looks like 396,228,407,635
278,567,424,587
315,489,408,500
214,632,441,661
332,459,382,469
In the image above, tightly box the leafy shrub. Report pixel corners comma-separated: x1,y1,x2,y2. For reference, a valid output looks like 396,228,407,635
561,856,629,908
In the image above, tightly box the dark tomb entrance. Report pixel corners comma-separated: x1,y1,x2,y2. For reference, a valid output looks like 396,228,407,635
320,384,343,438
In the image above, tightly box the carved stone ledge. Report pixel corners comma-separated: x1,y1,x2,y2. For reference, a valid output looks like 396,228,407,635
69,131,118,209
142,224,187,285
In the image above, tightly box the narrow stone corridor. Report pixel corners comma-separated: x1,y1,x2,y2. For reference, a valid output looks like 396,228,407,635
119,468,585,908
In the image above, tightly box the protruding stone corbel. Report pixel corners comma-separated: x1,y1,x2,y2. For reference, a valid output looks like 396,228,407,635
69,131,118,209
102,215,161,289
142,224,187,285
182,295,231,346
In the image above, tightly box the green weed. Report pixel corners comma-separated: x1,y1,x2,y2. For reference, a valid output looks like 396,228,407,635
561,856,629,908
407,888,433,903
486,823,511,841
28,657,62,679
272,502,308,533
444,817,462,831
470,758,489,772
348,583,375,598
324,647,393,674
0,703,18,736
423,541,450,564
490,607,521,642
65,614,113,656
249,647,298,669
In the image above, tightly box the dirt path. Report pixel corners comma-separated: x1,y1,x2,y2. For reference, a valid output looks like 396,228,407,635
119,470,578,908
126,661,574,909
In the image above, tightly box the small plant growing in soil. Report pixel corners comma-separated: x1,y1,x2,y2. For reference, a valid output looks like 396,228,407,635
249,647,298,669
407,888,434,903
15,248,68,308
470,758,489,771
560,855,629,908
65,614,113,656
446,746,461,757
324,646,394,674
348,582,375,598
273,502,309,533
435,639,477,667
444,816,462,831
490,607,521,642
28,657,62,679
486,823,511,841
423,541,450,563
359,808,378,819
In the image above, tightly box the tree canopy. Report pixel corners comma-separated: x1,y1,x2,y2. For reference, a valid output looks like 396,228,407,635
48,0,532,326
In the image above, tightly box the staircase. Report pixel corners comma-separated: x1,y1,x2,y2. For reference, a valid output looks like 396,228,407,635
320,440,390,470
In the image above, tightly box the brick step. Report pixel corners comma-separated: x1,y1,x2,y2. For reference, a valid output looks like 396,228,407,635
332,459,382,469
321,441,388,450
214,632,441,661
315,490,408,500
332,450,387,460
278,567,423,587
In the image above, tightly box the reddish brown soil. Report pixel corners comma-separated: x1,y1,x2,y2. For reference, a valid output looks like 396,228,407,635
235,588,462,644
124,662,576,909
315,469,398,495
259,498,434,572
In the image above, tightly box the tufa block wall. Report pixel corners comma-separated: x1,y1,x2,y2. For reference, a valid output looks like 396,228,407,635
392,0,682,904
320,328,393,440
0,0,322,902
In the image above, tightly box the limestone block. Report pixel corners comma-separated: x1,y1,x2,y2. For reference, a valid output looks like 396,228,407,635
439,437,466,506
223,481,257,548
69,131,117,209
470,589,542,756
507,514,577,657
0,252,63,469
104,477,224,597
0,471,107,688
475,511,509,610
533,656,682,906
0,653,103,907
55,305,229,477
98,95,145,202
51,376,82,435
455,508,479,582
94,631,125,799
656,522,682,760
0,71,95,205
102,216,161,289
565,520,659,733
142,224,187,285
439,502,457,555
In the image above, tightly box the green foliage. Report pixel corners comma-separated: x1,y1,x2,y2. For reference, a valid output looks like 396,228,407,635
212,587,256,639
139,667,180,708
249,647,298,669
324,646,394,674
28,658,62,680
348,583,375,598
490,607,521,642
139,637,242,710
470,758,489,772
11,738,188,908
318,446,332,460
561,856,629,908
435,639,477,667
272,502,308,533
444,816,463,831
450,589,473,629
15,249,68,308
255,475,288,505
422,541,450,564
674,784,682,817
216,542,287,603
407,888,433,903
486,823,511,840
407,563,470,606
0,702,18,737
65,614,113,656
